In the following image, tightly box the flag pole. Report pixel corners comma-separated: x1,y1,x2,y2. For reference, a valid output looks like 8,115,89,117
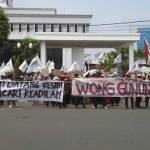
12,70,15,81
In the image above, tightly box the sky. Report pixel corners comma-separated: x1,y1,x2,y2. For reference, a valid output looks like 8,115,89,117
13,0,149,57
13,0,150,24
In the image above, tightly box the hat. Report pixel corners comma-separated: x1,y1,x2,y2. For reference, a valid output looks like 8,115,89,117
53,76,59,80
38,75,42,79
136,73,142,77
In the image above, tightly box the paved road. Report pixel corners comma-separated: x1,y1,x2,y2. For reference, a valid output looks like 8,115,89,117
0,103,150,150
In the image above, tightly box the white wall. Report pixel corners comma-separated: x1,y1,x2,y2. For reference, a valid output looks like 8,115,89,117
4,8,56,15
0,0,13,8
72,48,84,65
63,48,72,68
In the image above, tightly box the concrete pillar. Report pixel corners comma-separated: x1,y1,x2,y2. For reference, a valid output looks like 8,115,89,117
40,41,46,65
115,47,123,78
129,42,135,69
63,48,72,68
72,48,84,65
134,42,138,52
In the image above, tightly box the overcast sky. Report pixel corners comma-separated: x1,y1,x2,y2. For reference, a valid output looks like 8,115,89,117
14,0,150,24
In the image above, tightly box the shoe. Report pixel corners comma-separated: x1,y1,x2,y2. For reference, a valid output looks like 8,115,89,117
9,105,12,108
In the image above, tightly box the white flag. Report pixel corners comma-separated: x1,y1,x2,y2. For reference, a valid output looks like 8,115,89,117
130,63,139,72
68,61,80,72
46,60,51,68
0,59,14,76
5,59,14,72
26,55,44,73
0,62,5,71
19,60,28,73
61,66,68,72
98,53,107,63
113,54,122,64
47,61,55,73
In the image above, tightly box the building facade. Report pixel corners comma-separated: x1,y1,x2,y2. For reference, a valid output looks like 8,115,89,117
1,0,140,69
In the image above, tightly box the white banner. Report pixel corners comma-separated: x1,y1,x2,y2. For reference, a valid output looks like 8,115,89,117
72,78,150,97
0,80,64,102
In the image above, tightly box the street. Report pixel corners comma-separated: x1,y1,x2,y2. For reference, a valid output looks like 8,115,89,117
0,103,150,150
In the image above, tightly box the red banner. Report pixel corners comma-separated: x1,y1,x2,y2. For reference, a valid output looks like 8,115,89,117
72,78,150,97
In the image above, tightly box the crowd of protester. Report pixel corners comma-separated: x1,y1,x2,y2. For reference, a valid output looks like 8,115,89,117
0,70,149,109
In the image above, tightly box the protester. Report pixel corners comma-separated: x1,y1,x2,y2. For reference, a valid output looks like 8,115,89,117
5,74,17,108
59,77,71,108
125,97,134,109
72,73,86,109
32,73,40,107
0,76,4,106
1,56,150,110
145,74,150,108
88,72,102,109
135,73,144,108
124,73,135,109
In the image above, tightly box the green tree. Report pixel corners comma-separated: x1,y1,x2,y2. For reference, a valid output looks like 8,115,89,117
134,49,144,60
12,38,40,79
13,38,39,63
103,51,117,71
0,7,10,60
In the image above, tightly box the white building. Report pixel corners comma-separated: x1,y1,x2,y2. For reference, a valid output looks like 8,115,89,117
1,0,140,69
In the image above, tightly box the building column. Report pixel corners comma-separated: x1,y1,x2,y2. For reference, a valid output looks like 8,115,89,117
72,48,84,65
63,48,72,68
40,41,46,65
115,47,123,78
129,42,135,69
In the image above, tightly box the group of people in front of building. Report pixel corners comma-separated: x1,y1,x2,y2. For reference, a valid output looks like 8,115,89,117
0,70,149,109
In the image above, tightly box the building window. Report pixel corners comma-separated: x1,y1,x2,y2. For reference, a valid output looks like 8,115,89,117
43,24,46,32
51,24,54,32
54,24,59,32
67,24,70,32
69,24,75,32
61,24,67,32
27,24,30,32
46,24,51,32
19,24,22,32
86,24,89,32
13,24,19,32
59,24,62,32
38,24,43,32
75,24,78,32
83,24,86,33
77,24,83,32
10,24,13,32
35,24,38,32
30,24,35,32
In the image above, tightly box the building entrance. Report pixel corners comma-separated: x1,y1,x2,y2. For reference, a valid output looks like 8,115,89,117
47,48,62,69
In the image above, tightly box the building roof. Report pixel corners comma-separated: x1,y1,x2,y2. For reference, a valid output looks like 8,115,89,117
4,7,92,18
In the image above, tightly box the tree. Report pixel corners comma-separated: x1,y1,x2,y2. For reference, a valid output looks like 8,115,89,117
12,38,40,79
134,49,144,60
0,7,9,45
103,51,117,71
0,7,10,60
12,38,40,63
